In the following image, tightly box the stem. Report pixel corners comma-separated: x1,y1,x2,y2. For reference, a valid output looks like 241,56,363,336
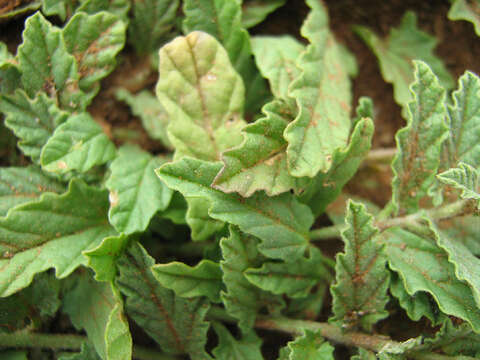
365,148,397,163
0,332,178,360
310,199,473,240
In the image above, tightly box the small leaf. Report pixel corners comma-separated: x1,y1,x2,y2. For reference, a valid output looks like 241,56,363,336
354,11,453,113
438,215,480,256
85,234,130,282
106,145,173,234
448,0,480,37
242,0,286,28
41,113,116,174
0,91,69,163
116,242,210,357
330,200,389,332
245,247,331,298
0,166,65,216
0,179,116,297
0,43,20,94
157,157,314,261
351,349,377,360
115,89,172,149
156,31,246,161
284,0,352,178
76,0,130,22
251,36,304,102
183,0,269,116
220,226,284,332
18,13,86,111
63,272,132,360
62,11,126,92
212,323,263,360
0,1,40,20
152,260,223,302
437,162,480,206
300,117,374,217
288,330,334,360
391,61,448,214
186,197,225,241
213,99,307,197
129,0,179,54
378,221,480,333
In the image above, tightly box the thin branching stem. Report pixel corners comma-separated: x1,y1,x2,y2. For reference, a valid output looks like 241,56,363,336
365,147,397,163
0,333,177,360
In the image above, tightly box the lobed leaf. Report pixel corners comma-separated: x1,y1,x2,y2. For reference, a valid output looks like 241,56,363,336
0,166,65,216
129,0,179,54
251,36,304,102
213,99,308,197
438,215,480,256
116,242,211,358
220,226,284,332
284,330,334,360
105,145,173,234
183,0,269,116
212,323,263,360
354,11,453,113
437,162,480,206
330,200,389,332
186,197,225,241
40,113,116,174
76,0,130,22
157,157,314,261
18,13,86,111
300,117,374,217
0,43,20,94
245,247,331,298
242,0,286,29
379,222,480,333
156,31,246,161
448,0,480,37
62,11,126,92
63,272,132,360
0,91,69,163
115,89,172,149
284,0,352,178
152,260,223,302
391,61,448,214
0,179,116,297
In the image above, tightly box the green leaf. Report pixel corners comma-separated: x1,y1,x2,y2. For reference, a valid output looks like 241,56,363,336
183,0,269,116
220,226,284,332
391,61,448,214
245,247,331,298
115,89,172,149
157,157,314,261
351,349,376,360
0,179,116,297
354,11,453,113
251,36,304,102
106,145,173,234
58,342,101,360
40,113,116,174
0,91,69,163
288,330,334,360
438,215,480,256
0,351,28,360
212,323,263,360
76,0,130,22
433,221,480,307
437,162,480,206
85,234,130,282
186,197,225,241
41,0,75,21
18,13,86,111
0,1,40,20
62,11,126,92
212,99,307,197
299,117,374,217
330,200,389,332
390,272,444,325
152,260,223,302
0,44,20,94
284,0,352,178
0,272,60,332
448,0,480,37
63,272,132,360
156,31,246,161
378,222,480,333
0,166,65,216
242,0,286,28
129,0,179,54
443,71,480,168
116,242,211,357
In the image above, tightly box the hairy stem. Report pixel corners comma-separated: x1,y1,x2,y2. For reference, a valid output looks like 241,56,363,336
365,147,397,163
310,199,474,240
0,333,177,360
